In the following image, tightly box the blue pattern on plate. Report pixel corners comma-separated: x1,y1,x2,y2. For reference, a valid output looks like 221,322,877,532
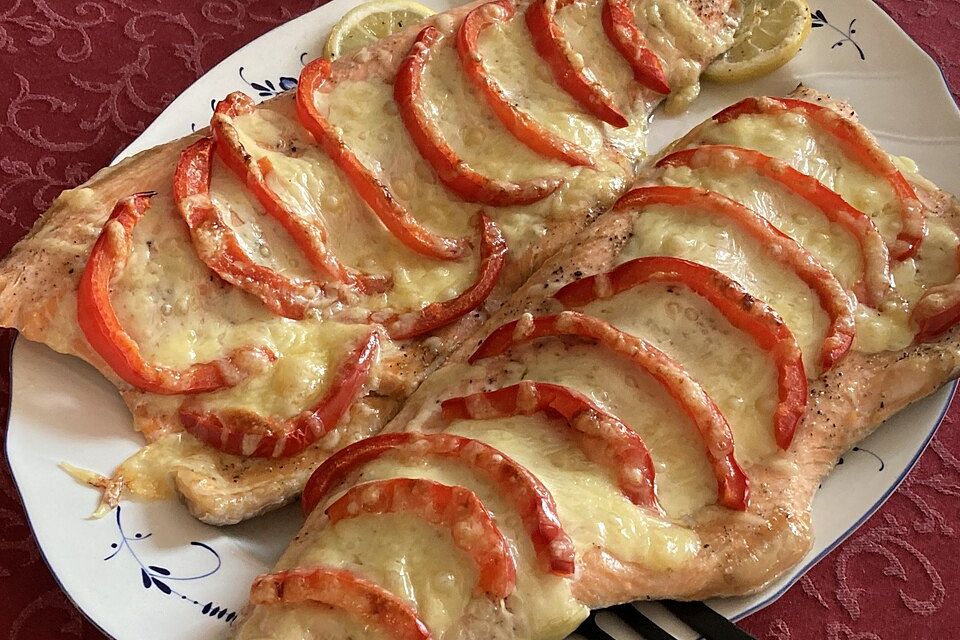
104,506,238,624
837,446,886,471
239,53,309,98
239,67,300,98
189,53,309,132
812,9,866,61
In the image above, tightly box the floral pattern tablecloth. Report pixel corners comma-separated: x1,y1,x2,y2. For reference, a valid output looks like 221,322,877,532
1,1,958,637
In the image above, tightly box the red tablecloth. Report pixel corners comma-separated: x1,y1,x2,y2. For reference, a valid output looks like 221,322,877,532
1,1,958,637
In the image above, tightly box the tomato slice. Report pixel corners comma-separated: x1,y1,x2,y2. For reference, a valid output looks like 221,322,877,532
617,185,856,371
555,256,807,450
657,144,892,307
457,0,594,167
525,0,629,128
301,431,575,576
396,26,564,206
912,277,960,342
440,379,664,512
326,478,517,599
174,137,339,319
212,92,391,294
468,315,749,509
600,0,669,94
250,566,432,640
77,193,276,395
712,97,925,260
376,214,507,340
296,57,467,260
178,329,379,458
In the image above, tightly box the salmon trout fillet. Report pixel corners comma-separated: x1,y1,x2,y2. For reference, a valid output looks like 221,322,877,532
234,87,960,638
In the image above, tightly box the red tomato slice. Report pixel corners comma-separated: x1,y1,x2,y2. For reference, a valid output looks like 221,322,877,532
440,379,665,512
301,431,576,576
296,57,467,260
457,0,594,167
212,92,391,294
712,97,925,260
76,193,276,395
555,256,807,450
601,0,670,94
396,26,564,206
657,144,892,308
250,566,432,640
178,329,379,458
376,214,507,340
525,0,629,128
617,185,856,371
467,315,748,510
174,137,339,319
326,478,517,599
912,276,960,341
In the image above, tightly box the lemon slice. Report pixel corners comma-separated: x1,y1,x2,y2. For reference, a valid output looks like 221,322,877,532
704,0,812,84
324,0,435,60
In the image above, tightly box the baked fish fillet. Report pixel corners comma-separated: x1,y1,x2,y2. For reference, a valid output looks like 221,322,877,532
234,88,960,639
0,0,740,524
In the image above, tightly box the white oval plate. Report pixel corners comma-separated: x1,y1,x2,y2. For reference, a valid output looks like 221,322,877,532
6,1,960,638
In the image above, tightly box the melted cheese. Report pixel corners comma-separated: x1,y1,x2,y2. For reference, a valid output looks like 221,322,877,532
424,37,569,182
419,339,718,519
658,164,864,289
693,113,903,243
209,156,315,280
583,282,780,464
245,473,583,640
232,100,481,314
556,0,653,161
478,15,607,156
854,216,960,352
320,79,472,235
555,0,638,116
115,189,273,367
620,205,832,373
320,76,630,247
111,432,208,500
113,186,375,418
249,352,705,636
633,0,737,112
238,604,384,640
192,321,372,418
511,343,716,518
279,513,477,635
448,415,700,562
331,453,589,639
914,217,960,290
685,112,960,353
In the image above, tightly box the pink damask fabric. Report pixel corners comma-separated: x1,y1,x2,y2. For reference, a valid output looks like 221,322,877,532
0,1,958,638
